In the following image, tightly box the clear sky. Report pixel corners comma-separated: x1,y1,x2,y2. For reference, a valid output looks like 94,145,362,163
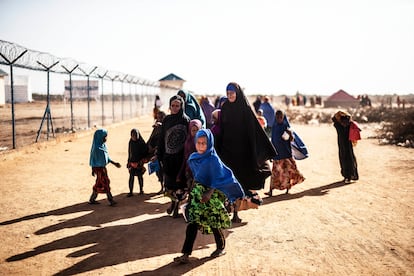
0,0,413,95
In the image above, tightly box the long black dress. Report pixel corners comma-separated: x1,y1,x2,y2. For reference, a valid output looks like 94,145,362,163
332,116,359,181
157,95,190,191
216,82,277,191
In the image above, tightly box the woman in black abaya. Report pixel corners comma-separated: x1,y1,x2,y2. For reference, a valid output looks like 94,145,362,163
217,82,277,222
156,95,190,217
332,110,359,183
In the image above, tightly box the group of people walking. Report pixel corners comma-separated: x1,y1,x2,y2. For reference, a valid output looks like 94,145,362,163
87,82,360,263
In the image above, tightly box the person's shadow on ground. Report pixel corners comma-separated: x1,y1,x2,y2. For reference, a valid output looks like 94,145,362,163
127,256,211,276
262,180,349,204
3,193,245,275
0,193,168,233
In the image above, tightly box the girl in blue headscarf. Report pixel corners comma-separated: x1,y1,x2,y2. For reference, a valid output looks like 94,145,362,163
89,129,121,206
173,129,244,264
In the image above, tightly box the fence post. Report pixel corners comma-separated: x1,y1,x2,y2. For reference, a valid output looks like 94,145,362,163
121,75,128,120
78,66,97,129
133,79,139,117
97,70,108,126
109,75,119,122
0,49,27,149
36,60,59,142
61,64,79,132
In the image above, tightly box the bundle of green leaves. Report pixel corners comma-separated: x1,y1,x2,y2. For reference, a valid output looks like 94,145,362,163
189,183,231,234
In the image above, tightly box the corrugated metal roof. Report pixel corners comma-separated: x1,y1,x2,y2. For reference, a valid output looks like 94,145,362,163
159,73,185,81
0,68,8,76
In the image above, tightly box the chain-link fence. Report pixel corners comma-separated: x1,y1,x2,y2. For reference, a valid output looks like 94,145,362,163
0,39,177,150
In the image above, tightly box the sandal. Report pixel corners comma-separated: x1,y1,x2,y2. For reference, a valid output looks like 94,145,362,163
167,201,176,215
264,191,272,197
248,192,263,205
173,254,189,264
210,249,226,258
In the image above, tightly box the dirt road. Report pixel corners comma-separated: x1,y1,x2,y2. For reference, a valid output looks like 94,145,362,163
0,115,413,275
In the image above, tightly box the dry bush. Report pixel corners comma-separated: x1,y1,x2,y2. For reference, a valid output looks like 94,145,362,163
285,107,414,147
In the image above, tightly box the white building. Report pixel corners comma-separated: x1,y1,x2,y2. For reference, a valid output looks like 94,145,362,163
0,68,7,105
4,74,33,103
64,80,99,100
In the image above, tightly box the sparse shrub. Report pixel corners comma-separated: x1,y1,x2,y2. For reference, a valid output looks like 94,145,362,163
285,106,414,148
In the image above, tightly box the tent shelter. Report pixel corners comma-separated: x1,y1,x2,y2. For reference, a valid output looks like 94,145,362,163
324,89,359,108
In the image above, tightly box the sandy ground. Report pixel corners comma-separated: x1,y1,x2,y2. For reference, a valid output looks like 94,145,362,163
0,115,413,276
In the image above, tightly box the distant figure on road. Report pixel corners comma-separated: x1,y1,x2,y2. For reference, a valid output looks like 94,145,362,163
332,110,359,183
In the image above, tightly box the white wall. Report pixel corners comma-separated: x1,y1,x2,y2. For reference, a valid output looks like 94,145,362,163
0,77,5,104
4,75,32,103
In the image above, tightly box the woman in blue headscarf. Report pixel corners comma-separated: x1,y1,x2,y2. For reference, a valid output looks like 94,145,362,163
173,129,244,264
89,128,121,206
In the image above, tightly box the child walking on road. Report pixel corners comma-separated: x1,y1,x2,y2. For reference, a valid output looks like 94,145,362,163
265,110,305,196
147,111,166,194
173,129,245,264
89,129,121,206
127,128,148,196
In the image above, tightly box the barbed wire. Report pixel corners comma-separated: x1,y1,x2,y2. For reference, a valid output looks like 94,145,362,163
0,39,159,86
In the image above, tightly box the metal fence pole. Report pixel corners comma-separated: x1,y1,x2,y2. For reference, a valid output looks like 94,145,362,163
97,71,108,126
129,78,133,118
109,75,118,122
0,49,27,149
133,79,138,117
61,64,79,131
78,66,97,128
36,60,59,142
0,40,160,149
121,75,128,120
